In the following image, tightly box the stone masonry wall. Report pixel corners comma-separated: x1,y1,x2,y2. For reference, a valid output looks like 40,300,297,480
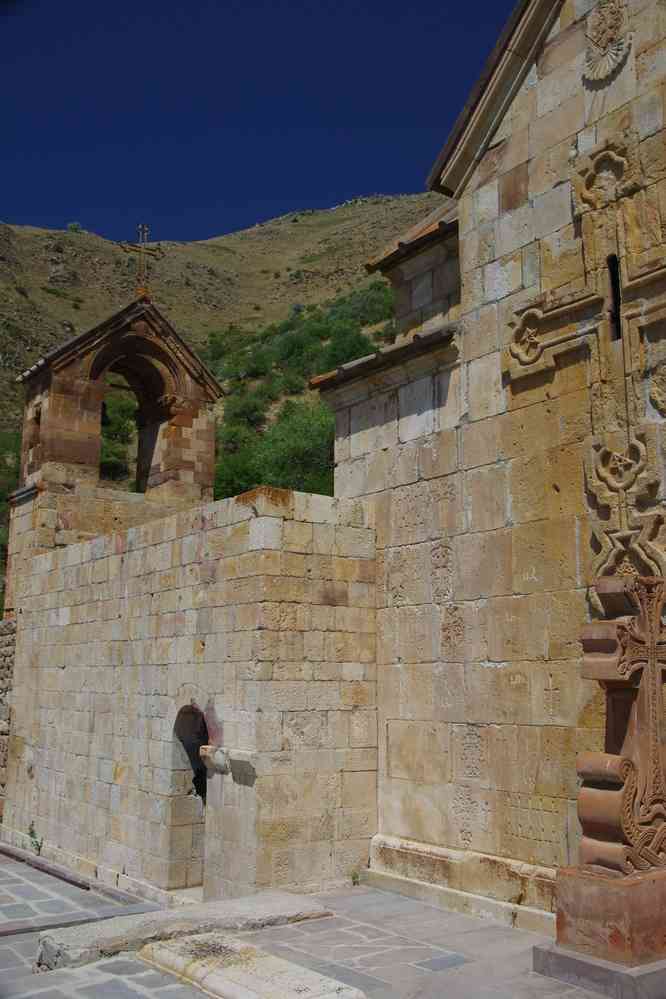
4,485,185,616
0,619,16,819
322,0,666,917
2,487,376,901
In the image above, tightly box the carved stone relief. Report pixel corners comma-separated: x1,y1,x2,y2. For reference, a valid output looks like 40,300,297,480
583,0,632,84
573,136,642,216
579,577,666,873
505,291,604,382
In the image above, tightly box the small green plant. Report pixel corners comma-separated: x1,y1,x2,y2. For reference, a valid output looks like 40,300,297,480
28,821,44,855
67,221,83,233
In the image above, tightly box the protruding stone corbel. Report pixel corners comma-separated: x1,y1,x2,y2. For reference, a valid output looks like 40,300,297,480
199,745,231,776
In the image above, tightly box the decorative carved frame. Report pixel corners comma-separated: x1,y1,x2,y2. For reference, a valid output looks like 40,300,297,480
504,290,605,383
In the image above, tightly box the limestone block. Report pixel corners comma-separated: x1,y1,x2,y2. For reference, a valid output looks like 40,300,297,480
397,376,434,442
486,593,549,661
350,391,398,458
449,782,498,854
540,224,585,293
283,520,314,554
475,180,500,225
547,588,588,660
378,775,449,846
384,544,431,607
529,93,584,158
486,724,541,793
483,252,523,303
462,417,500,469
435,366,463,430
537,52,585,118
538,18,585,78
512,519,579,594
467,352,504,422
498,791,569,867
395,605,440,664
530,659,579,727
440,603,488,665
454,529,512,601
464,464,508,532
465,660,532,726
349,709,377,749
387,720,450,785
417,429,458,481
248,518,283,551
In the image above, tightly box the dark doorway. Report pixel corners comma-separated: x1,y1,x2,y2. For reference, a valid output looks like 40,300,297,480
174,705,209,803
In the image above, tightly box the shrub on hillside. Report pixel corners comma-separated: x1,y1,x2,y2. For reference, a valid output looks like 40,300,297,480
209,281,394,500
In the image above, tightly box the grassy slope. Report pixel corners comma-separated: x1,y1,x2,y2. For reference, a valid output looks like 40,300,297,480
0,193,440,431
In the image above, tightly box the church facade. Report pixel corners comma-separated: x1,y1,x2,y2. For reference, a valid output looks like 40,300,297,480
2,0,666,926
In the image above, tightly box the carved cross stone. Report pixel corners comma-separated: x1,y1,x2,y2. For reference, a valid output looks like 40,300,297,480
580,577,666,873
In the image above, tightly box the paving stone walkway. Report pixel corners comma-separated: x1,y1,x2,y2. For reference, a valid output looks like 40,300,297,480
239,888,602,999
0,853,156,940
0,873,605,999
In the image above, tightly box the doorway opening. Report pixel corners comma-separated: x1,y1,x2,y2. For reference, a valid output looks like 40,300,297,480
168,705,209,890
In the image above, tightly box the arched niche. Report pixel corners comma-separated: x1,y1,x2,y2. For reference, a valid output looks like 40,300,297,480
169,704,210,891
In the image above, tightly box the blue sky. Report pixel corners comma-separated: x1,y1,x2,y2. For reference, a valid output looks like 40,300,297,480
3,0,515,241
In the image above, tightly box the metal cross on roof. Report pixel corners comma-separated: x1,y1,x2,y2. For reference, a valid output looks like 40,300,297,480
119,223,164,298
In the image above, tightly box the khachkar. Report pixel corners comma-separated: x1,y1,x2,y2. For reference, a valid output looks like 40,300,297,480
536,576,666,992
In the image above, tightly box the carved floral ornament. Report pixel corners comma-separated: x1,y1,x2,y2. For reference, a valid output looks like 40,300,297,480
583,0,632,84
573,136,642,215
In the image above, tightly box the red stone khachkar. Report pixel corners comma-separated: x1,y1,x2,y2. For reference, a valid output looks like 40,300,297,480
557,576,666,966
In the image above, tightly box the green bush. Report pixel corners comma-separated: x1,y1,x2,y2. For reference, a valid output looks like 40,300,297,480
99,391,138,483
0,430,21,608
208,280,394,500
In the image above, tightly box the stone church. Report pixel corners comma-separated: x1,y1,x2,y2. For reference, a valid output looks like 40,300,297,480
2,0,666,932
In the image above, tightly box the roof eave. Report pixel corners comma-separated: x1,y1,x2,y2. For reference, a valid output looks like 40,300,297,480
427,0,563,197
310,324,458,393
366,218,459,275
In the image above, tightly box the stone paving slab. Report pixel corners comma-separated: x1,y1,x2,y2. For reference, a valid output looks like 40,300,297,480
0,854,154,939
235,887,605,999
0,953,205,997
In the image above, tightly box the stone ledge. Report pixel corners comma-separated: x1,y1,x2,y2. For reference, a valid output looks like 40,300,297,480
37,890,332,969
361,868,555,936
140,931,365,999
533,942,666,999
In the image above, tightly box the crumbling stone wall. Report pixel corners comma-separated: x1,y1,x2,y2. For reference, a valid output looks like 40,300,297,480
0,618,16,817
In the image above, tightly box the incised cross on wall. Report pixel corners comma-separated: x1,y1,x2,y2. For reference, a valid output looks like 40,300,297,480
504,131,666,583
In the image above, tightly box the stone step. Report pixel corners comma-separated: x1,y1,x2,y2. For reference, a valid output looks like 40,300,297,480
141,931,366,999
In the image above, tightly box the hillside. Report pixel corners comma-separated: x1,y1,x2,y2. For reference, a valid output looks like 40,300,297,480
0,192,440,431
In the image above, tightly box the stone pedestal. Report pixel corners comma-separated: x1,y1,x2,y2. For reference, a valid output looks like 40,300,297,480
555,866,666,966
535,577,666,997
533,866,666,996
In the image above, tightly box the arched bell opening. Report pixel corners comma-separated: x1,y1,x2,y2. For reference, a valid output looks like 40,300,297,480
90,335,182,495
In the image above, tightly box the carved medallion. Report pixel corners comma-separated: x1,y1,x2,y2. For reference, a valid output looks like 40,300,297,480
595,439,646,494
583,0,632,84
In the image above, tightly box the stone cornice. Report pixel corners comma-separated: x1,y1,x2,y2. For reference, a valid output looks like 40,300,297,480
427,0,563,197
